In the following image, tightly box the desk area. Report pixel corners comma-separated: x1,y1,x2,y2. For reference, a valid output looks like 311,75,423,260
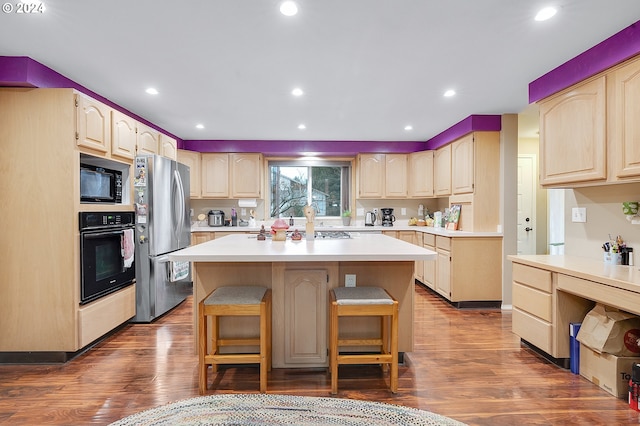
170,233,436,368
508,255,640,364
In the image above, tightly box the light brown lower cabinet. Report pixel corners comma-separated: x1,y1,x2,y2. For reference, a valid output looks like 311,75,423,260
422,234,436,290
512,263,554,354
510,261,595,363
192,231,244,245
78,285,136,347
282,269,328,366
422,235,502,307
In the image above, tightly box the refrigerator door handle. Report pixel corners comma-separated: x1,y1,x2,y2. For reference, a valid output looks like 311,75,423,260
172,169,186,241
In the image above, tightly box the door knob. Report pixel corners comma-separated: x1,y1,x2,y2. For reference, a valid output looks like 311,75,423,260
525,227,533,232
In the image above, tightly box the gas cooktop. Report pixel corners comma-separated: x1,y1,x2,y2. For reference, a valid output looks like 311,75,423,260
251,230,352,240
314,231,352,239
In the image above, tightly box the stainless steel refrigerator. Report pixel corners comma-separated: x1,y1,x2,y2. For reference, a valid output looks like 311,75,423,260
131,154,192,322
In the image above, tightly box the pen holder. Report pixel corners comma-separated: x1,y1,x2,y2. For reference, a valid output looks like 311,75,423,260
604,252,622,265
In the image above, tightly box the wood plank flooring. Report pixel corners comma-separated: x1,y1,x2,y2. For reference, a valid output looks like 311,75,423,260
0,284,638,425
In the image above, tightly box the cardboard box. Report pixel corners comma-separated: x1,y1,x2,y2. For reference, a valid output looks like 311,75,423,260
579,343,640,398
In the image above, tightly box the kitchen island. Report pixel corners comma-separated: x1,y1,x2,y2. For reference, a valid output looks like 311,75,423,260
169,233,436,368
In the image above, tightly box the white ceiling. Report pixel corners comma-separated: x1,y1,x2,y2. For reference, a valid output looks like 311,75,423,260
2,1,639,142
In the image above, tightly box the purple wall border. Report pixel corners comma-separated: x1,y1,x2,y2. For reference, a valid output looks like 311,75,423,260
424,115,502,150
0,56,181,141
529,20,640,103
185,115,502,154
182,140,427,156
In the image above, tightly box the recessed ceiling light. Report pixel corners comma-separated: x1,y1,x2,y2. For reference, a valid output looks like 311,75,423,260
292,87,304,96
298,124,306,130
404,125,413,131
280,1,298,16
195,124,204,129
145,88,159,95
443,89,456,97
535,7,557,21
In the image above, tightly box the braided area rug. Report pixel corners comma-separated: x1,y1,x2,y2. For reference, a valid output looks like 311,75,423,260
110,394,466,426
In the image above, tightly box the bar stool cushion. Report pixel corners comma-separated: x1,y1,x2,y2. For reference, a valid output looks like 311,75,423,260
204,286,267,305
333,286,394,305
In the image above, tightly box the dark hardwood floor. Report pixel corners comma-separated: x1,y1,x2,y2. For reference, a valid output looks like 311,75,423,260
0,285,637,425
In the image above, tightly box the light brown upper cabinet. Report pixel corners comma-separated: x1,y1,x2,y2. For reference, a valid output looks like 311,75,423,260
448,132,500,232
177,149,202,198
160,134,177,160
538,53,640,187
539,76,607,187
136,123,160,156
230,153,263,198
385,154,408,197
111,110,136,161
201,153,230,198
434,144,452,196
357,153,385,198
408,150,434,198
357,153,408,198
451,133,474,194
80,95,174,162
76,93,111,154
609,57,640,181
199,153,263,199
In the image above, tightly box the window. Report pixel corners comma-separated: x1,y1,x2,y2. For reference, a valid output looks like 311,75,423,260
269,161,351,218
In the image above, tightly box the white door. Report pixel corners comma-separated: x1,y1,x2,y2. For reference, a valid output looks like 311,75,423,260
517,155,536,255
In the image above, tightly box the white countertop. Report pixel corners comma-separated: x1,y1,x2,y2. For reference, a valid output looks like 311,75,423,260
191,223,502,238
508,254,640,292
170,233,437,263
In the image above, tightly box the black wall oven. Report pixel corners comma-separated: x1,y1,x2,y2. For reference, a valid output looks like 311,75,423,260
80,212,135,304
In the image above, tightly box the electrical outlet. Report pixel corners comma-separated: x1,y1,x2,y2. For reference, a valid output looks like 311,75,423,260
401,208,406,215
345,274,356,287
241,208,246,216
572,207,587,223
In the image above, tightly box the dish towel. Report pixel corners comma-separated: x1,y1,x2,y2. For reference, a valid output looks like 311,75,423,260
122,229,135,269
170,261,190,282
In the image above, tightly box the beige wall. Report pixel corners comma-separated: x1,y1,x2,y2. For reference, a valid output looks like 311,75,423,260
564,182,640,264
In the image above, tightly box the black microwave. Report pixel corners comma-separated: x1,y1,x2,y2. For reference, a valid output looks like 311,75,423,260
80,163,123,203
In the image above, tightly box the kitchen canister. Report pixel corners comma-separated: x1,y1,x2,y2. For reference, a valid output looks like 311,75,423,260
434,211,443,228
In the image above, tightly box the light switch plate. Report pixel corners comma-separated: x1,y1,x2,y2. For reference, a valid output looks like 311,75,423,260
572,207,587,223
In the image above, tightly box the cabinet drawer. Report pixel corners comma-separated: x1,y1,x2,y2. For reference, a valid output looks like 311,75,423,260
512,263,552,293
423,233,435,246
512,282,552,322
436,236,451,251
78,284,135,348
512,307,552,353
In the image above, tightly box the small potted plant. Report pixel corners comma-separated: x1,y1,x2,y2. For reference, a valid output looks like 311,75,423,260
341,210,352,226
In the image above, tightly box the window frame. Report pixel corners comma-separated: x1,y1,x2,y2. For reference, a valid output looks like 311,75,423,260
267,158,353,219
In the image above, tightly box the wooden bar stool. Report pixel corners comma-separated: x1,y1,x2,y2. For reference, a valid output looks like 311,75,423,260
198,286,272,394
329,286,398,394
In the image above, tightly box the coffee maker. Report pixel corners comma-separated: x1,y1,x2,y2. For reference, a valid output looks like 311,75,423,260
381,208,395,227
